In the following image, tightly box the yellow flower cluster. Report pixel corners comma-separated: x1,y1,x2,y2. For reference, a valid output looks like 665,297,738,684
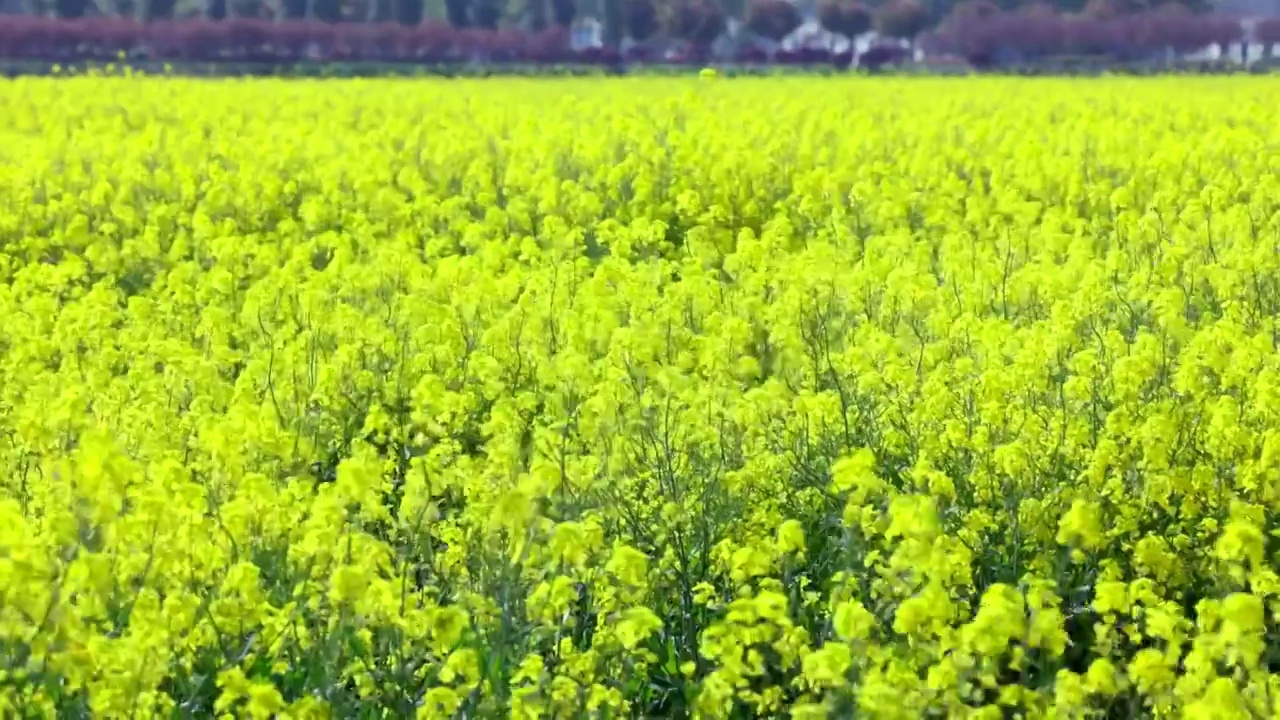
2,75,1280,718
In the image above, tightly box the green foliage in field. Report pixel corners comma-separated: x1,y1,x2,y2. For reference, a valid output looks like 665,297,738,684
3,77,1280,718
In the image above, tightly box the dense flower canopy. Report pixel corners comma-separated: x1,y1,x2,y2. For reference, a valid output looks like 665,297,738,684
2,76,1280,717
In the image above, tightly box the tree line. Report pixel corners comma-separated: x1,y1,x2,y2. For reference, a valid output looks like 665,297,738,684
1,0,1274,67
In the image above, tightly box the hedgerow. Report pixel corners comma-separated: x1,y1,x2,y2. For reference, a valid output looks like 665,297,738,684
2,76,1280,718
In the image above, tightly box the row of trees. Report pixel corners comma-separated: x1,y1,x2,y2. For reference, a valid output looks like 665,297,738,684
0,0,932,48
0,16,917,64
1,0,1274,66
7,0,1256,41
926,2,1274,64
0,0,936,61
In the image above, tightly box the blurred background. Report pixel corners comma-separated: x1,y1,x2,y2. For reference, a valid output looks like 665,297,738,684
1,0,1277,74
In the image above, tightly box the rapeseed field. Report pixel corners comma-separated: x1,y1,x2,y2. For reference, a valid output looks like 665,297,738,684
2,76,1280,718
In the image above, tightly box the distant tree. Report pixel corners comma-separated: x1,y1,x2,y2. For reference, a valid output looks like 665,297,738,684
314,0,341,21
473,0,502,28
939,0,998,60
746,0,803,43
1137,2,1189,51
1258,17,1280,60
230,0,273,17
172,0,205,16
144,0,177,18
625,0,658,40
522,0,546,28
1082,0,1115,17
859,41,909,68
818,0,842,30
445,0,469,27
819,0,873,44
945,0,996,24
664,0,726,47
1082,0,1144,19
1201,14,1239,57
338,0,365,21
715,0,744,27
105,0,137,17
1166,0,1212,14
15,0,47,16
604,0,623,49
550,0,572,24
986,5,1067,60
521,24,569,59
1008,2,1058,41
402,20,455,58
942,0,998,41
874,0,925,45
1017,0,1055,15
55,0,90,16
395,0,422,23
